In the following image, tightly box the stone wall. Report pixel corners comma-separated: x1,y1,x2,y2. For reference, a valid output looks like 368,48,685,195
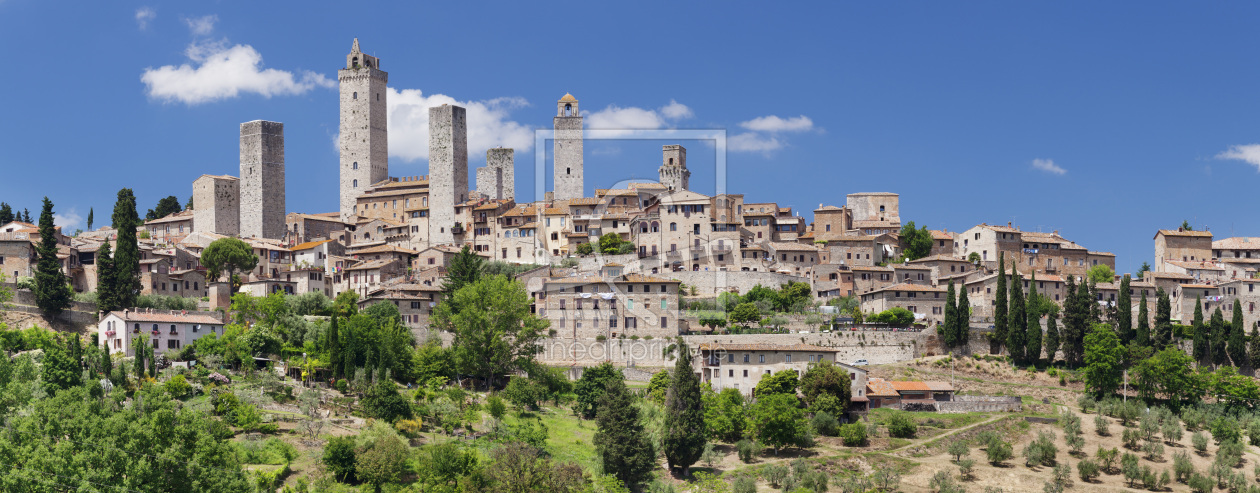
534,330,926,367
937,395,1022,413
665,270,811,297
239,120,285,240
428,104,468,245
486,147,514,200
192,175,239,236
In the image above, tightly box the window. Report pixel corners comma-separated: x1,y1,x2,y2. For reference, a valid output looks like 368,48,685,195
727,354,734,363
743,370,749,377
786,354,792,363
758,355,765,363
661,316,667,328
743,354,750,363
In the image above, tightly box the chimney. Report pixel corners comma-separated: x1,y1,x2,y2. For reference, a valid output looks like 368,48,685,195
1178,227,1184,232
1008,221,1012,228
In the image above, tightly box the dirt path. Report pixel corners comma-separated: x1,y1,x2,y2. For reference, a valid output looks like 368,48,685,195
884,413,1013,454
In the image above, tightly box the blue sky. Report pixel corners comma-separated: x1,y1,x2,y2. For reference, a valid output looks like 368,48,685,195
1,2,1259,274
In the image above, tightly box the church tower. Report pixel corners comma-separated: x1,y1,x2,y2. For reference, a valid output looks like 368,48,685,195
553,93,583,200
339,38,389,222
658,144,690,191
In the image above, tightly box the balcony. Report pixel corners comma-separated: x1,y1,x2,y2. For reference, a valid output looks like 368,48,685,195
666,250,682,258
712,244,732,253
451,223,465,234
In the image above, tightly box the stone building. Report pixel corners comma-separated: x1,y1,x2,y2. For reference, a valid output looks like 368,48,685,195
696,343,864,399
530,271,684,341
846,192,900,234
239,120,286,239
1153,228,1213,272
658,145,690,192
859,283,948,325
553,93,584,201
99,310,226,357
477,148,514,200
145,210,193,245
428,104,469,246
192,174,239,236
339,38,389,222
285,213,347,246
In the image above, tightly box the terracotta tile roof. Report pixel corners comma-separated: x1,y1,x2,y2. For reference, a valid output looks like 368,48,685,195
868,283,947,294
290,239,335,251
977,223,1021,233
145,210,194,225
1145,272,1194,280
908,254,968,263
850,265,892,272
827,235,878,242
1088,251,1115,257
1213,237,1260,249
889,381,930,392
694,343,835,353
1181,284,1218,289
769,242,818,252
891,264,931,270
106,310,223,325
866,379,899,397
346,259,395,271
289,213,347,223
349,244,418,255
1164,260,1224,271
930,230,953,240
628,182,666,190
924,381,955,392
622,273,679,283
1156,229,1213,239
567,197,602,206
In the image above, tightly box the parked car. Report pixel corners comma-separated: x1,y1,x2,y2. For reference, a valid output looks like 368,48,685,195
853,359,869,366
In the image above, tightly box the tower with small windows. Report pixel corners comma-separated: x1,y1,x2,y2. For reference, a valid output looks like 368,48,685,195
239,120,285,239
339,38,389,222
553,93,584,200
658,144,690,191
428,104,468,245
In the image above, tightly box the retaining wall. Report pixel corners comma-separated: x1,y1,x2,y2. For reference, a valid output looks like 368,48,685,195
938,395,1022,413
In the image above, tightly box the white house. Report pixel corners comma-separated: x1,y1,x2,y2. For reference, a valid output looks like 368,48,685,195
98,309,225,356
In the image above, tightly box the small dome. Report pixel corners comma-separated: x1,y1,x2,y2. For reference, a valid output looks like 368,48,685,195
559,93,577,102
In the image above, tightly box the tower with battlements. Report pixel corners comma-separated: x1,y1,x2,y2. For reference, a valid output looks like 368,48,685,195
658,144,690,191
553,93,583,200
477,147,514,200
239,120,285,239
339,38,389,222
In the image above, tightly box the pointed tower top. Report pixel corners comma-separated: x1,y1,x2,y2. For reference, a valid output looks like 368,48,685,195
352,38,361,53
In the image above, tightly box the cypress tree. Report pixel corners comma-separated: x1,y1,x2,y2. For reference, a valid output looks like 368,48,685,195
1192,297,1207,364
1061,275,1081,366
957,286,971,346
1136,291,1150,347
86,208,94,231
1026,273,1042,364
22,209,31,223
0,203,11,224
134,335,146,380
1072,278,1092,367
111,189,141,309
662,341,705,476
1044,313,1060,364
1116,275,1133,344
33,197,72,316
95,240,117,313
1229,299,1247,367
943,281,957,348
327,315,341,379
1007,271,1026,365
1211,307,1228,367
1153,287,1172,348
594,376,656,490
101,341,113,379
1088,278,1101,324
994,253,1008,352
1249,323,1260,372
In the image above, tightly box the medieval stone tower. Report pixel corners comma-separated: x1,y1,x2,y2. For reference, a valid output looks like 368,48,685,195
553,93,583,200
192,174,239,236
476,147,514,200
658,144,690,191
339,38,389,222
428,104,468,245
239,120,285,239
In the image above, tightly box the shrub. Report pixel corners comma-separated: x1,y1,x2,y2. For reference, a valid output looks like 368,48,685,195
958,459,976,480
323,436,357,482
165,374,192,398
732,476,756,493
736,439,756,463
1121,452,1140,486
948,440,970,462
335,379,348,393
1173,450,1194,483
834,423,865,447
763,464,789,487
1121,428,1143,450
1192,431,1209,454
811,412,839,437
1217,439,1245,468
929,469,964,493
1163,418,1184,444
1077,458,1099,481
1188,473,1214,493
1142,440,1165,462
1096,446,1118,474
1024,431,1058,467
1078,395,1096,413
987,439,1013,465
886,411,917,438
1212,417,1242,444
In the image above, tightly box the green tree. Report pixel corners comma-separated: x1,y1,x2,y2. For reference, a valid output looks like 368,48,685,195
1061,275,1085,366
647,369,671,403
703,387,747,442
1192,297,1208,364
755,369,799,396
995,253,1008,352
1211,307,1228,366
1135,291,1150,347
357,435,408,492
800,360,852,415
200,237,258,292
956,285,971,345
33,197,72,316
594,377,656,491
1083,324,1124,398
0,203,12,224
145,195,183,221
362,380,413,423
326,314,341,378
1117,275,1133,344
1133,347,1201,409
749,392,808,453
86,207,93,231
433,275,547,391
1229,299,1247,367
898,221,933,260
663,341,706,476
575,362,622,419
943,281,958,347
1087,264,1115,285
1153,287,1172,348
134,334,148,380
1136,261,1151,280
441,245,484,300
111,189,142,309
729,302,760,328
95,240,119,313
323,436,357,482
41,335,81,395
1026,273,1042,363
1008,271,1026,365
1044,313,1060,364
1249,324,1260,372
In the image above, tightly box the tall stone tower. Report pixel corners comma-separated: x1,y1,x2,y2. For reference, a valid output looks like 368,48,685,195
239,120,285,239
192,174,239,236
339,38,389,222
658,144,690,191
428,104,468,245
553,93,583,200
476,147,514,200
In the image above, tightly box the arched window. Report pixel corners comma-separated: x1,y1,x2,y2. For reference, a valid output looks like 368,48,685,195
353,92,358,99
669,222,676,232
353,162,358,170
353,179,358,187
564,103,572,116
669,158,674,165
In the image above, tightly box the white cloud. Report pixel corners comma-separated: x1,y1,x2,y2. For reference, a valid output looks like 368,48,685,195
728,132,782,153
141,39,334,105
1217,144,1260,171
1031,158,1067,175
135,7,155,30
386,88,535,162
740,115,813,133
54,208,82,231
585,100,692,136
183,14,218,36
